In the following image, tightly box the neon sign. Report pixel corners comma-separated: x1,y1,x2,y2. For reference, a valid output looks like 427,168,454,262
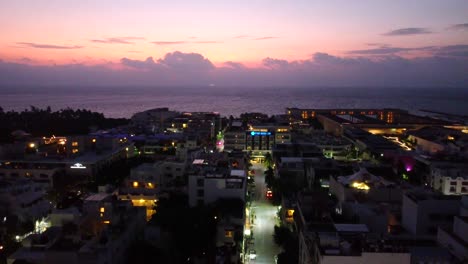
70,163,86,169
250,131,271,136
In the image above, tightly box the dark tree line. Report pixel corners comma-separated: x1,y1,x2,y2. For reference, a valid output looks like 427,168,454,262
0,106,129,142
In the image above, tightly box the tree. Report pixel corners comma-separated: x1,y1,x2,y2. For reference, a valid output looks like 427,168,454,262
264,166,275,189
264,152,273,168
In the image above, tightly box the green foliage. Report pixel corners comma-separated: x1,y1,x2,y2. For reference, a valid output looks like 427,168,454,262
264,166,274,189
264,152,273,168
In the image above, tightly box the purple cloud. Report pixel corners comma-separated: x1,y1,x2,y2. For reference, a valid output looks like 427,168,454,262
262,57,289,69
447,23,468,31
383,27,432,36
16,42,83,49
223,61,246,69
1,51,467,87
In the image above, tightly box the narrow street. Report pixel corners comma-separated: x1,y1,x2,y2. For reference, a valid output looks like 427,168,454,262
246,161,281,264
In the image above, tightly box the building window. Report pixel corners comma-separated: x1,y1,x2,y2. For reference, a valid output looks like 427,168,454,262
225,230,233,238
133,181,139,188
451,181,457,185
72,142,79,147
197,189,204,197
462,182,468,186
100,207,105,213
197,178,204,187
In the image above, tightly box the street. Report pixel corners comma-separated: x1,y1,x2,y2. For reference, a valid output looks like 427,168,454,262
246,161,281,264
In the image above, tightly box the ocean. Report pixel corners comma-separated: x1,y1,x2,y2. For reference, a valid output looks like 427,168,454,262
0,86,467,118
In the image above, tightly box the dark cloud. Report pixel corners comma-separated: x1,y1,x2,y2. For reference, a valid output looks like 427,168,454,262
447,23,468,31
223,61,246,69
158,51,214,72
348,44,467,58
152,41,187,45
383,27,432,36
1,51,466,87
348,47,417,55
121,57,160,70
91,37,144,44
433,45,468,58
262,57,289,68
16,42,83,49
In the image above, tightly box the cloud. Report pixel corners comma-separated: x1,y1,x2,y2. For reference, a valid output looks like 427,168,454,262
262,57,289,68
158,51,214,71
91,37,144,44
16,42,83,49
121,57,160,70
383,27,432,36
223,61,246,69
433,45,468,58
1,50,467,87
348,44,467,58
348,47,418,55
447,23,468,31
152,40,221,45
253,36,278,40
234,35,250,39
152,41,187,45
193,41,221,44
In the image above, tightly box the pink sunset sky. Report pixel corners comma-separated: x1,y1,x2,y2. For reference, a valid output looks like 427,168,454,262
0,0,467,87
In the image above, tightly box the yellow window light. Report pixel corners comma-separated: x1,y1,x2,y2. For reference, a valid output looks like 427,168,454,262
133,181,139,187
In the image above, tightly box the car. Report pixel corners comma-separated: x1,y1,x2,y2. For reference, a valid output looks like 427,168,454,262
266,189,273,199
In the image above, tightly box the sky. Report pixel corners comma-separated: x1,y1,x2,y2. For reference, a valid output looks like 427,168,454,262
0,0,467,87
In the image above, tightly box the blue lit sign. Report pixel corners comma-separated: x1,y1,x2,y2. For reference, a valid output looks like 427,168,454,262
250,131,271,136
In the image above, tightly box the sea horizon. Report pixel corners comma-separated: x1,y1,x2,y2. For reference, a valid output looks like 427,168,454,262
1,86,467,118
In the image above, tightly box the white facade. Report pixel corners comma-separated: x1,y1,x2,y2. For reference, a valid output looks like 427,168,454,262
188,169,246,207
431,165,468,195
402,192,460,236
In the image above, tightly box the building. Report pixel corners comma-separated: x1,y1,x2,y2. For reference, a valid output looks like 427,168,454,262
8,194,146,264
188,163,246,207
437,216,468,262
118,160,186,220
329,168,400,206
0,135,134,184
298,223,411,264
402,191,460,236
407,126,467,155
431,164,468,195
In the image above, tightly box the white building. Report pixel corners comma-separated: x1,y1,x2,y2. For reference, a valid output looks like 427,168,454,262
188,163,246,207
431,164,468,195
402,191,460,236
